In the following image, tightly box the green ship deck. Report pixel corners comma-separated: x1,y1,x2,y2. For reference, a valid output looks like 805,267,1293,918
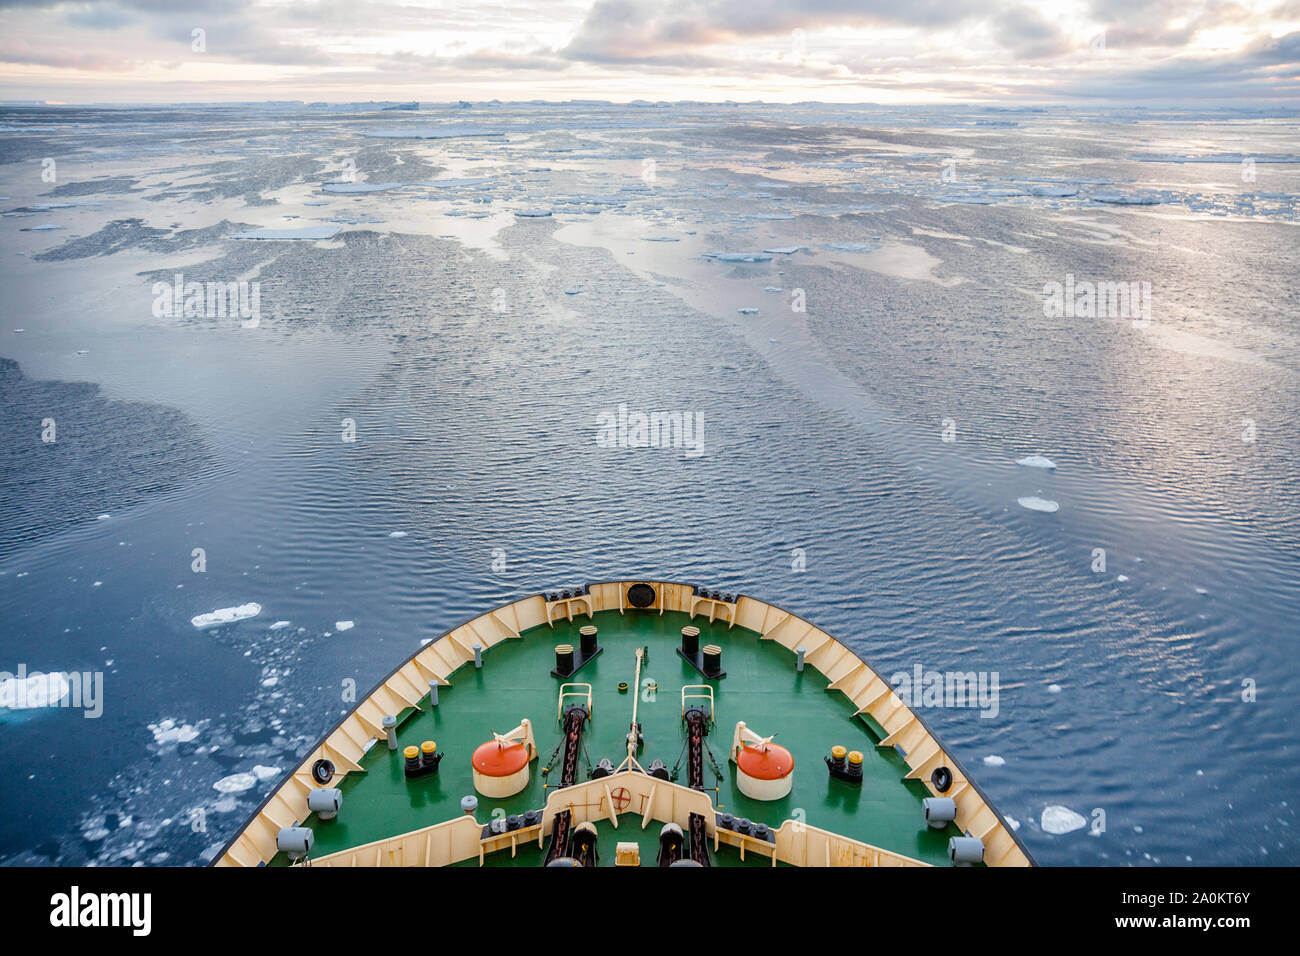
275,611,955,866
221,582,1032,869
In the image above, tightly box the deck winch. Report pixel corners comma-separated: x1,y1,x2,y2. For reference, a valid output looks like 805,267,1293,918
471,718,537,798
729,720,794,800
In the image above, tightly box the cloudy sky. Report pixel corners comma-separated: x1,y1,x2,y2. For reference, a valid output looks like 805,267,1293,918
0,0,1297,104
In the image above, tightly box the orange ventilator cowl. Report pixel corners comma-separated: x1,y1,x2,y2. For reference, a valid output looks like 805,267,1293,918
736,743,794,780
472,740,530,777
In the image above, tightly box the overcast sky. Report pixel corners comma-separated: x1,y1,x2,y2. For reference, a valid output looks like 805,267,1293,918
1,0,1297,104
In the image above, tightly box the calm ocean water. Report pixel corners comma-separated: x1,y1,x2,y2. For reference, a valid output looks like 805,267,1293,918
1,103,1296,865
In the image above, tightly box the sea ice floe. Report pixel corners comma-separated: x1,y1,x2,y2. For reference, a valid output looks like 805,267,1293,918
335,620,355,631
148,718,200,746
1091,191,1163,205
269,621,292,630
22,223,63,231
738,307,759,315
705,251,772,262
1017,496,1059,513
1041,805,1087,834
564,288,582,295
983,755,1006,766
388,531,408,538
1027,185,1078,198
360,124,505,140
230,226,342,240
762,246,802,255
1117,575,1129,582
0,672,72,709
191,603,262,628
320,182,407,194
212,773,257,794
252,765,281,781
764,286,782,293
1048,684,1062,693
824,241,876,251
1016,455,1056,469
514,209,552,218
1005,816,1021,831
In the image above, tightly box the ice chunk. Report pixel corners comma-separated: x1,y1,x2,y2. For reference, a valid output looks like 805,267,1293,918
737,307,759,315
387,531,408,538
230,226,342,240
514,209,552,218
1016,455,1056,469
1092,191,1162,205
764,286,783,293
762,246,802,255
320,182,407,194
360,125,506,140
335,620,355,631
252,765,281,781
705,252,772,262
1041,805,1087,834
1027,185,1078,198
0,672,71,709
269,620,292,630
149,719,200,746
1017,496,1059,513
564,288,582,295
983,755,1006,766
191,603,262,628
212,773,258,794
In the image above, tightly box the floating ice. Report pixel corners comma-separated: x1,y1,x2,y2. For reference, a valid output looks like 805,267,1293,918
1048,684,1062,693
22,223,63,231
1092,191,1162,205
1027,185,1078,198
1018,496,1059,513
764,286,782,293
737,307,759,315
1117,575,1129,582
148,718,200,746
320,182,407,194
230,226,342,240
564,288,582,295
360,125,506,140
705,252,771,262
0,672,71,709
643,236,679,242
212,773,258,794
335,620,355,631
824,241,876,252
191,603,262,628
1041,805,1087,834
252,765,281,781
1005,816,1021,831
387,531,408,538
1016,455,1056,469
762,247,802,255
514,209,552,218
269,620,292,630
983,755,1006,766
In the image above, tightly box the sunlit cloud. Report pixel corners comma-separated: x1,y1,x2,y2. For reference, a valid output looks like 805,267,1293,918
0,0,1296,102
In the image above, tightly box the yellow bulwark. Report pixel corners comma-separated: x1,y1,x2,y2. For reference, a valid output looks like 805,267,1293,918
214,581,1033,868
